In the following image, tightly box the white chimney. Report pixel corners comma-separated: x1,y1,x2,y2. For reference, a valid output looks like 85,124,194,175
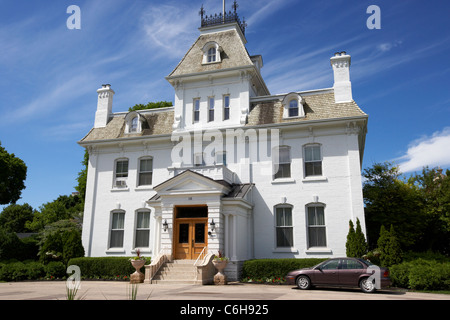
330,52,352,103
94,84,115,128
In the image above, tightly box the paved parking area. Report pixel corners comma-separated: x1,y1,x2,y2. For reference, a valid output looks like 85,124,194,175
0,281,448,300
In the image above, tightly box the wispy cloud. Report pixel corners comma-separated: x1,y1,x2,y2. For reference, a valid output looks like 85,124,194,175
139,3,199,59
396,127,450,173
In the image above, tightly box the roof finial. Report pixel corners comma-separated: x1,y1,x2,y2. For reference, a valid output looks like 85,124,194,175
232,0,239,13
199,4,205,19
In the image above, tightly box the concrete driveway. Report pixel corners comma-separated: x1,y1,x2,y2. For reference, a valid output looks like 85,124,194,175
0,281,448,300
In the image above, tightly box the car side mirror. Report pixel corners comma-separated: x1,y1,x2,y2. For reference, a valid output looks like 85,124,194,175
315,266,322,271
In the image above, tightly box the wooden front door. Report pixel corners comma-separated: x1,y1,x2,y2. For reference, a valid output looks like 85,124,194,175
174,219,207,259
173,206,208,260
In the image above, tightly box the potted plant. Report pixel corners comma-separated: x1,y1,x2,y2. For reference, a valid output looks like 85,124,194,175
212,251,229,285
129,248,146,283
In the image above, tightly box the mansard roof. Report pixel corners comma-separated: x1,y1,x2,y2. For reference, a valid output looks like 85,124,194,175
248,90,367,126
167,28,254,78
78,90,367,144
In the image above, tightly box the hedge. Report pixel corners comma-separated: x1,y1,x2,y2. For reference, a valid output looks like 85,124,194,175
0,260,68,281
390,258,450,291
241,258,326,281
67,257,151,281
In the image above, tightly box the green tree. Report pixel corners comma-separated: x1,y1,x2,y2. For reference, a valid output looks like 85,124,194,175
377,225,402,267
410,167,450,254
346,218,368,257
0,203,35,233
363,162,423,250
128,101,173,112
345,220,356,257
75,149,89,203
26,195,83,232
38,219,83,264
0,141,27,205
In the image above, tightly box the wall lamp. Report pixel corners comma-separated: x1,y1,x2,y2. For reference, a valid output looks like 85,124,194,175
210,219,216,232
163,219,168,232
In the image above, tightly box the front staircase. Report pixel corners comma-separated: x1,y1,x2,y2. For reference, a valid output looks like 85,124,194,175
151,260,199,285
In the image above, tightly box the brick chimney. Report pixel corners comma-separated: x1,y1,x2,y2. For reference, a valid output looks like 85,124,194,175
94,84,115,128
330,52,352,103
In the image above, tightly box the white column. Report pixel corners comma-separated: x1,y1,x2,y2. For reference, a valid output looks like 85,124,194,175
232,214,237,261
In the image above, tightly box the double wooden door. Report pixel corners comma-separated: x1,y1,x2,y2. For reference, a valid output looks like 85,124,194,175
173,218,207,260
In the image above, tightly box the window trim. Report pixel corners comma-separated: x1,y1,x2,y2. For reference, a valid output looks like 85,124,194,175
306,203,327,249
193,98,200,123
282,93,305,119
108,210,125,250
202,42,221,64
114,158,129,188
273,145,291,180
303,144,323,178
223,95,230,120
274,204,294,249
134,209,151,249
208,97,215,122
124,111,144,134
137,156,153,187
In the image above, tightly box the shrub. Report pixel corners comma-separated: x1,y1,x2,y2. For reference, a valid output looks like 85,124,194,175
44,261,66,279
0,261,44,281
67,257,151,280
390,258,450,290
0,229,22,260
346,219,368,258
377,225,402,267
241,258,326,281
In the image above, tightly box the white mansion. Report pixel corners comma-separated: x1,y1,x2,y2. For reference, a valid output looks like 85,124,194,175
78,4,368,282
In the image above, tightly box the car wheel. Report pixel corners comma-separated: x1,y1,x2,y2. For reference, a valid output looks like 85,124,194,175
296,275,311,290
359,277,376,293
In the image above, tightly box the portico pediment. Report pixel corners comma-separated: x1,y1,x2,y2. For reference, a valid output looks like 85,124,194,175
153,170,231,197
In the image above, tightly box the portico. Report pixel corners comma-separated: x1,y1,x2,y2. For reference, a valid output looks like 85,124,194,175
147,169,253,280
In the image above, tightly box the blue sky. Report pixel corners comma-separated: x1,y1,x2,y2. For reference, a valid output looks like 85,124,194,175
1,0,449,210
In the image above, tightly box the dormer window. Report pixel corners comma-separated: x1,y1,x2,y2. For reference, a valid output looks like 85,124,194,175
202,42,221,64
283,93,305,119
125,111,144,134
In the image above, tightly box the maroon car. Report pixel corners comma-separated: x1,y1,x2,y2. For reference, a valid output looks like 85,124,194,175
285,257,391,293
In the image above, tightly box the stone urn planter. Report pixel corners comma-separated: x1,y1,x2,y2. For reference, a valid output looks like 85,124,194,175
130,259,146,283
130,249,146,284
212,251,229,285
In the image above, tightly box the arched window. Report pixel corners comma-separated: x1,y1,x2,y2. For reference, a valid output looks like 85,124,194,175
131,117,138,132
207,47,216,63
202,42,221,64
282,93,304,118
125,111,143,134
289,99,299,117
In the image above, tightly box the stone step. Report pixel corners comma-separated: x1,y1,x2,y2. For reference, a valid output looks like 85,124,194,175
154,272,196,279
152,259,198,283
151,279,200,285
